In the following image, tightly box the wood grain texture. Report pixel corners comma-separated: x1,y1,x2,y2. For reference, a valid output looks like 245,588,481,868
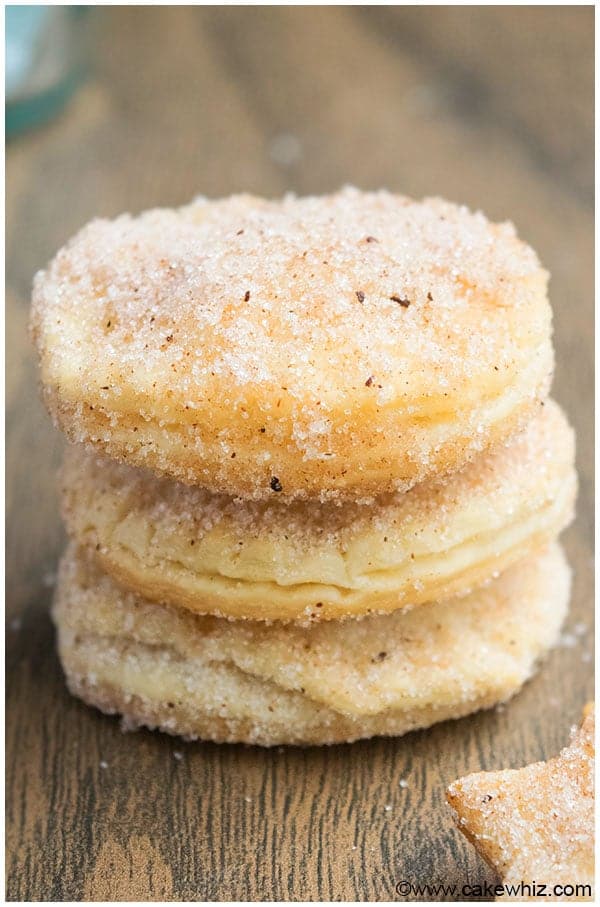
6,7,593,901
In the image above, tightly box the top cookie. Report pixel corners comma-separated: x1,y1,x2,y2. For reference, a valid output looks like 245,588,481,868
31,188,553,501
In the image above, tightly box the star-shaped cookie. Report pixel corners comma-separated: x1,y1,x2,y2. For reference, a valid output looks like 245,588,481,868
447,704,594,901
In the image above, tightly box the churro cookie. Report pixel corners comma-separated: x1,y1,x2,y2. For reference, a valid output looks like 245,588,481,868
61,400,575,622
447,704,594,901
33,188,553,502
53,543,569,746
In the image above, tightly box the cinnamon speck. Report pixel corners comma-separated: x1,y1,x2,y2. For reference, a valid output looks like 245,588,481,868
390,294,410,307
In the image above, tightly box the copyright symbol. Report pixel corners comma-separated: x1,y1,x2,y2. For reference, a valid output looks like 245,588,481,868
396,880,411,896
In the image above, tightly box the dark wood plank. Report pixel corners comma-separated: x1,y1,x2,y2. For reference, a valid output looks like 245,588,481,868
6,7,593,901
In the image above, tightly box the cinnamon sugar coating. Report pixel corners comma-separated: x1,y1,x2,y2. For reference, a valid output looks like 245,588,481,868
32,188,553,501
53,543,569,746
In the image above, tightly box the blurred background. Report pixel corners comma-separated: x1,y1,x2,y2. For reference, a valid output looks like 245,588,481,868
6,6,594,901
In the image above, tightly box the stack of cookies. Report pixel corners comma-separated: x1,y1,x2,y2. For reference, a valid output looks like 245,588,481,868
31,188,576,746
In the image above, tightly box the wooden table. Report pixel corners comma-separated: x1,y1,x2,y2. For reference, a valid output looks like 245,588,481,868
6,7,593,901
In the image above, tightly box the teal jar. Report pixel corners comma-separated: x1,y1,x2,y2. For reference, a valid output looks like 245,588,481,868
6,6,89,136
